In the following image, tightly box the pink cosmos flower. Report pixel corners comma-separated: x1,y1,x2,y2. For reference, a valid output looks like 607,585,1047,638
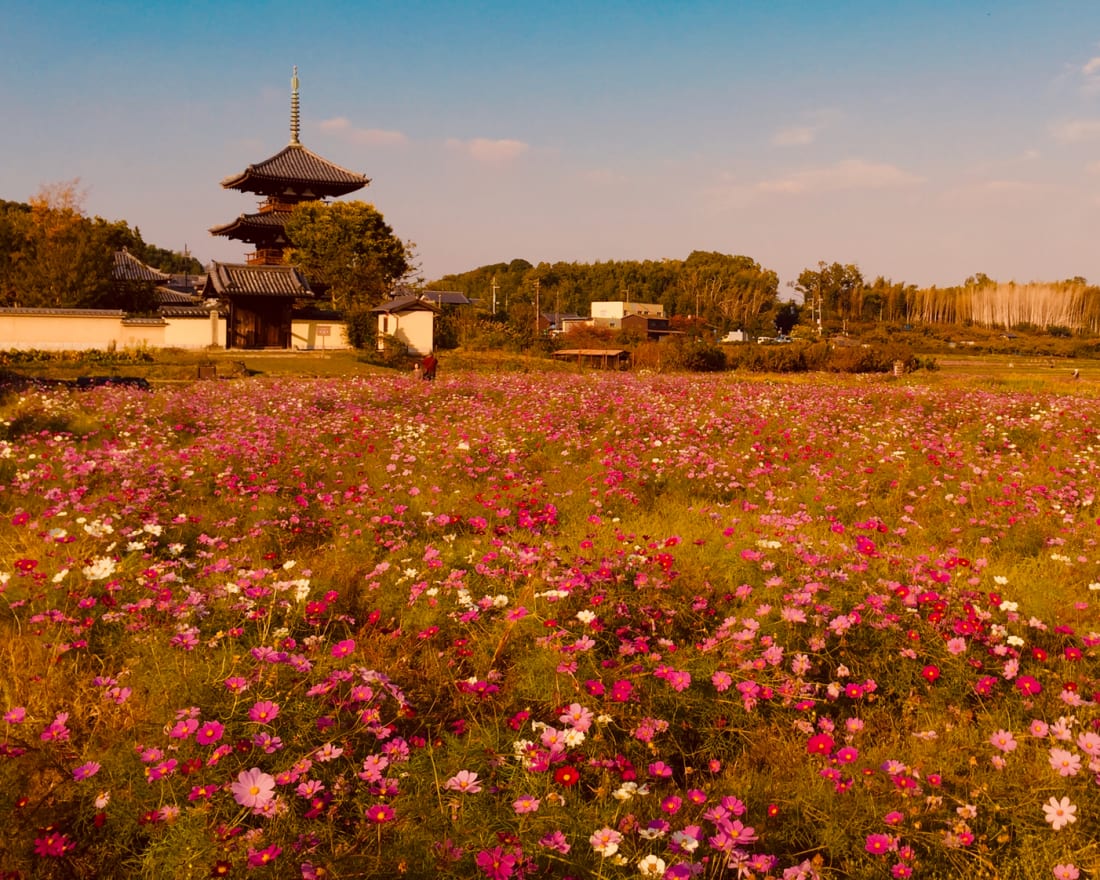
558,702,594,732
1015,675,1042,696
866,833,895,855
73,761,101,780
476,846,517,880
247,845,281,867
366,803,395,824
1043,796,1077,831
539,830,570,854
249,700,280,724
4,707,26,724
444,770,482,793
195,720,224,745
1053,864,1080,880
223,676,250,694
231,767,276,808
989,729,1018,752
590,827,623,857
34,831,73,857
806,733,834,755
331,638,356,658
1049,747,1081,777
513,795,540,814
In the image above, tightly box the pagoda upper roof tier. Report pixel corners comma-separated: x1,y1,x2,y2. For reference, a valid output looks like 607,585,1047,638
220,144,369,198
209,212,290,244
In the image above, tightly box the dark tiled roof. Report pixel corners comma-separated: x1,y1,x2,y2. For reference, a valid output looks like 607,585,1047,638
113,248,171,283
204,263,313,299
156,287,201,305
209,212,291,245
220,144,369,197
159,304,226,318
371,295,440,314
420,290,471,306
121,316,167,326
0,307,125,317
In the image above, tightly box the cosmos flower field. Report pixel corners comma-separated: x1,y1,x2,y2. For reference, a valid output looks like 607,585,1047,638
1,369,1099,879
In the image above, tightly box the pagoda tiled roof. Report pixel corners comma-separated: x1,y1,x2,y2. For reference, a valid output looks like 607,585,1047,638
209,212,290,243
220,144,369,197
112,248,171,284
204,262,313,299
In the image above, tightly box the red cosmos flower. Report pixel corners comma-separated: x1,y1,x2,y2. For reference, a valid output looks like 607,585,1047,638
553,765,580,787
1031,647,1048,662
766,803,780,818
1015,675,1042,696
806,733,834,756
920,665,940,684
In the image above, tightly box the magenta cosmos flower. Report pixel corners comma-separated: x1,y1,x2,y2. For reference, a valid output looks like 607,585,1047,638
249,700,280,724
195,720,225,745
231,767,276,808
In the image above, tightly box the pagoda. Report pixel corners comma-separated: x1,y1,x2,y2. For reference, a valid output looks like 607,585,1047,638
210,67,369,265
207,68,368,348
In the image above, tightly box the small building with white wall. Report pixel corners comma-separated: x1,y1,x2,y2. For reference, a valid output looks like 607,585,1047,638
371,294,439,356
589,301,665,329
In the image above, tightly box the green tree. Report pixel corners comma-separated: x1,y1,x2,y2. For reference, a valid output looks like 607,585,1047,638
774,301,801,335
283,201,413,311
795,261,865,325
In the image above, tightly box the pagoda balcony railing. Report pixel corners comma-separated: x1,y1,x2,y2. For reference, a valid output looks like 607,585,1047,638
247,248,286,266
258,197,296,214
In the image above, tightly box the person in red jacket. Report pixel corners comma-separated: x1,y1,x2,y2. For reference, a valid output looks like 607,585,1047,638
421,351,438,381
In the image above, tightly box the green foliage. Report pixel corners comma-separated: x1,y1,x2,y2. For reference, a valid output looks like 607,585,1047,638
678,340,727,372
432,251,780,330
284,201,412,312
342,307,377,350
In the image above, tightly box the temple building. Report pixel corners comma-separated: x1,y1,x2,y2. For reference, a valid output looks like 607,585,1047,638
207,68,369,348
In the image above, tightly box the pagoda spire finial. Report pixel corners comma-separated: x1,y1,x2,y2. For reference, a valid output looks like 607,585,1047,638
290,66,301,146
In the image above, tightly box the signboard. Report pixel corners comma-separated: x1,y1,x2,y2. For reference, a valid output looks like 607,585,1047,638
315,325,331,337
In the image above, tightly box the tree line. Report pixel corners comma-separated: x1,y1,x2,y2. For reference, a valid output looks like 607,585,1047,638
0,182,202,312
793,262,1100,334
3,180,1097,336
430,251,782,335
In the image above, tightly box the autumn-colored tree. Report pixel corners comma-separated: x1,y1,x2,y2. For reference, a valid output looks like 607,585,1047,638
12,180,117,308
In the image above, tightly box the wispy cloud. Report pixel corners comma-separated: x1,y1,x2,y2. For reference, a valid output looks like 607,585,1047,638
445,137,529,162
1050,118,1100,143
1081,55,1100,93
319,116,407,146
771,109,841,147
756,159,923,194
772,126,816,147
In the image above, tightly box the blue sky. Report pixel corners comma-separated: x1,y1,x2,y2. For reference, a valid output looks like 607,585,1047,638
3,1,1100,293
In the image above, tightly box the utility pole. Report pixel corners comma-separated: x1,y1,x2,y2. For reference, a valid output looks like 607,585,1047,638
534,278,541,338
491,275,498,315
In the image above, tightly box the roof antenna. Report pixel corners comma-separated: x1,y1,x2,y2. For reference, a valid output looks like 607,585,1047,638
290,66,301,146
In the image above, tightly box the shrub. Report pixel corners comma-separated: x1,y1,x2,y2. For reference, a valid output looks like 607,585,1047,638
679,341,727,372
342,308,377,349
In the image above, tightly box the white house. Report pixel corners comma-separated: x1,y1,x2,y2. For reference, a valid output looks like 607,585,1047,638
371,295,439,356
589,301,665,329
